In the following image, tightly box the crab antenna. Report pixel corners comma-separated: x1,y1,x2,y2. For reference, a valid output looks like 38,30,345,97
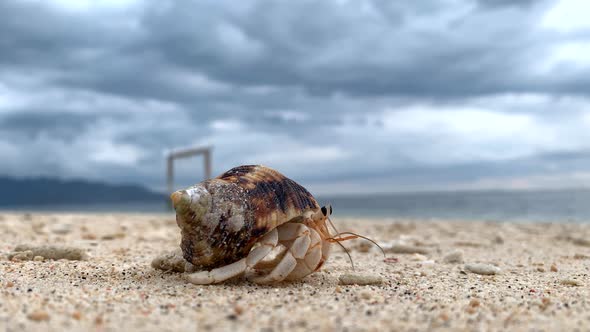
333,240,355,271
323,213,355,270
333,232,386,258
327,216,340,236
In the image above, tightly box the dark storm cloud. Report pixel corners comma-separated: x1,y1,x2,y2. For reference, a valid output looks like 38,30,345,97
0,1,129,69
0,0,579,102
137,0,534,98
0,0,589,193
125,0,582,99
0,112,97,140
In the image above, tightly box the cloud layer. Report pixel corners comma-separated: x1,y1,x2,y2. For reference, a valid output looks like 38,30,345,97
1,0,590,194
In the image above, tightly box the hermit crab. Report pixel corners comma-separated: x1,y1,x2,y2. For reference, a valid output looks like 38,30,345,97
168,165,364,284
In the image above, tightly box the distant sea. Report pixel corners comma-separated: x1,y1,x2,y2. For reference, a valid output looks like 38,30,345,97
2,189,590,223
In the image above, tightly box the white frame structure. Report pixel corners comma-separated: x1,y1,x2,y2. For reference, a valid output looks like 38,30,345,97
166,146,212,195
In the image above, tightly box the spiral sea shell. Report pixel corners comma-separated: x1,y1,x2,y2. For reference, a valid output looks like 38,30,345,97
171,165,322,270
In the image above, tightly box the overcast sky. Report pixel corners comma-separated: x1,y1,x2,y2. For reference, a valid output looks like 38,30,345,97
1,0,590,194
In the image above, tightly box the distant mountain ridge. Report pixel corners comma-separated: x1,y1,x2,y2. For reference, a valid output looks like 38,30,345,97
0,177,166,206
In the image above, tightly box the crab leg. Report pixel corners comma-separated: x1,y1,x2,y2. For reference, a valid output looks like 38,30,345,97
186,258,247,284
185,228,279,284
246,228,279,267
248,223,311,283
278,223,312,259
286,228,322,280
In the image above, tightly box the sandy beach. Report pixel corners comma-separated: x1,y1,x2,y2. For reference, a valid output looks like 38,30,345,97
1,212,589,331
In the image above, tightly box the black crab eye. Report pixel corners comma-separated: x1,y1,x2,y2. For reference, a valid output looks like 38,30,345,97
321,206,327,216
329,205,333,215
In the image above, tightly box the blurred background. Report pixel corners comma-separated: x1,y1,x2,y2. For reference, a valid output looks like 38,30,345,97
1,0,590,221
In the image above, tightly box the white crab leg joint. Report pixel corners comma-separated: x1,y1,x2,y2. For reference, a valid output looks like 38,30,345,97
186,258,247,284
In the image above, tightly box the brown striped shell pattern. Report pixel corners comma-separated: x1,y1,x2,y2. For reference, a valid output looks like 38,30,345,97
170,165,336,284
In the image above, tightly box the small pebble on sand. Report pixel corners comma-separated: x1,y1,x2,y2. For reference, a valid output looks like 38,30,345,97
550,264,558,272
151,249,192,273
560,279,582,286
443,250,464,264
540,297,552,311
28,310,50,322
464,263,501,275
355,241,372,253
383,257,399,263
101,233,126,240
360,290,373,300
411,253,428,261
383,243,429,255
454,241,484,248
9,250,34,261
233,305,244,316
493,235,504,244
571,237,590,247
51,223,72,235
8,245,87,261
338,273,383,285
